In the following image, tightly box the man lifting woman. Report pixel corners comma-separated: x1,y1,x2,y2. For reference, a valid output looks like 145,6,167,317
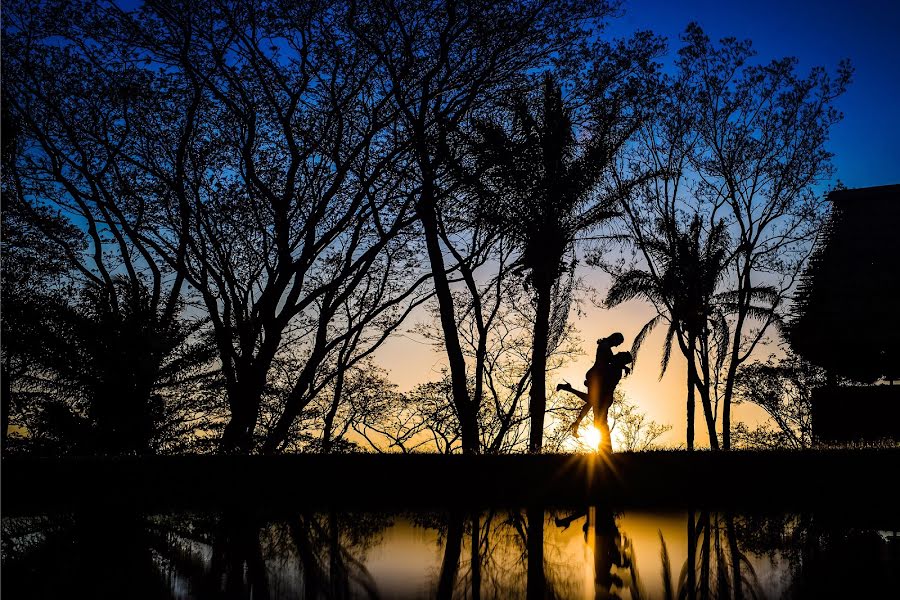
557,333,632,453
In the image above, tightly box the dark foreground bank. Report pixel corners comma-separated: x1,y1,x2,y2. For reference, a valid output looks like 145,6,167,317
3,449,898,519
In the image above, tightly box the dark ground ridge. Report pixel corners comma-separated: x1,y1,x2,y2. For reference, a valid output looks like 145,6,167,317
2,449,898,522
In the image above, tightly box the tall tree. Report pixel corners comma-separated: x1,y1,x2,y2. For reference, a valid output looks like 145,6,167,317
606,215,731,449
2,15,215,454
602,24,850,449
348,0,616,453
469,58,660,452
4,0,431,453
681,25,851,449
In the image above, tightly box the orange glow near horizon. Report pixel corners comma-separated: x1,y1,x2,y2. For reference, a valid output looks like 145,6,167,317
374,272,777,450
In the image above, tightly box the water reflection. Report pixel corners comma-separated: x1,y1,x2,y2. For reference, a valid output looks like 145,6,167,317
3,508,898,599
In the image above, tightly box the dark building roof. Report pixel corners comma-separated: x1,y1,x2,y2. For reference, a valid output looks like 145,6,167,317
827,183,900,204
788,184,900,382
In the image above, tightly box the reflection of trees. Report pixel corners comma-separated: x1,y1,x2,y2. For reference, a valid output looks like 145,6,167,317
433,508,589,599
733,512,900,598
156,511,388,598
437,507,663,599
525,506,546,599
436,512,465,600
284,513,383,599
653,511,900,600
2,511,389,599
2,511,169,598
434,509,540,599
151,511,387,598
6,509,898,597
658,512,764,600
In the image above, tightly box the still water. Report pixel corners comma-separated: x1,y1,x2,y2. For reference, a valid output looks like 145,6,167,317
3,508,898,599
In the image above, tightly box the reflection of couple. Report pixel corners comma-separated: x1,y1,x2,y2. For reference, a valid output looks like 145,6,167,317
557,333,632,452
554,506,637,599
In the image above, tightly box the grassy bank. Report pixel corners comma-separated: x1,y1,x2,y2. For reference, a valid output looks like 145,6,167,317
3,449,898,519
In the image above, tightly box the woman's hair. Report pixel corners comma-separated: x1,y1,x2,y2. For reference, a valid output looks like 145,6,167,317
613,351,633,366
614,351,634,376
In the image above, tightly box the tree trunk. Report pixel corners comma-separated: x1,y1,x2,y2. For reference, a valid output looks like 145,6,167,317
687,510,697,600
722,285,752,451
416,182,478,453
526,506,545,600
471,511,482,600
219,404,260,454
216,321,284,454
321,361,346,454
696,384,720,451
695,339,719,450
528,282,553,453
437,512,464,600
722,375,733,451
264,304,339,453
219,372,264,454
687,334,696,451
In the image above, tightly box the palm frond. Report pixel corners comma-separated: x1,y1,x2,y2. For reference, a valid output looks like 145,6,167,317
660,320,678,378
606,269,660,307
631,313,665,365
711,312,731,374
659,530,675,600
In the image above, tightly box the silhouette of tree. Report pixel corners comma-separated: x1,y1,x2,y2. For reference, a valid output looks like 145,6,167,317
3,1,432,454
606,215,731,449
410,236,583,453
347,0,620,454
8,277,216,455
679,25,851,449
394,196,547,453
608,392,672,451
0,195,81,449
732,351,825,449
1,80,80,448
1,205,219,456
601,24,851,449
2,26,217,454
466,54,661,452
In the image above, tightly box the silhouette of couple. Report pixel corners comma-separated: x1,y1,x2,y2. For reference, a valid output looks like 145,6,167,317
557,333,632,453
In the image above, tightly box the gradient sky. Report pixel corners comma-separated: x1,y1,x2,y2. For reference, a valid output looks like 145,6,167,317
375,0,900,447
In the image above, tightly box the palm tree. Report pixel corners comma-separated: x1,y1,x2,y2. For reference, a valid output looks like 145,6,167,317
606,214,731,450
467,73,635,452
18,276,214,454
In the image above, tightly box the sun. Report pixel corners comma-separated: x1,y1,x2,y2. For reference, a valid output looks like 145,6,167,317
582,425,601,450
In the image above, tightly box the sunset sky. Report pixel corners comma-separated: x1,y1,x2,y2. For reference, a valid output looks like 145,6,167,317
374,0,900,447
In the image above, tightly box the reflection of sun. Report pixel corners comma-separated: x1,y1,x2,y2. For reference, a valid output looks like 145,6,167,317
582,425,601,450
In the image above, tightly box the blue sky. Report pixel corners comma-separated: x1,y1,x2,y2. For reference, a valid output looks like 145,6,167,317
606,0,900,189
